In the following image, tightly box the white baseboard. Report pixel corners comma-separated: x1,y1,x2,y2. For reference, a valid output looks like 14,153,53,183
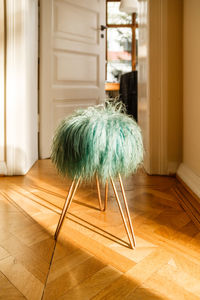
177,163,200,200
167,161,179,175
0,162,7,175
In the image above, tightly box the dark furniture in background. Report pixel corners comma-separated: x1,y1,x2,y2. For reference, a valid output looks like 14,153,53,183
119,71,138,121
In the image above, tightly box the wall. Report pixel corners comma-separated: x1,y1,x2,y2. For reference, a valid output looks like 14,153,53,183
177,0,200,198
5,0,38,175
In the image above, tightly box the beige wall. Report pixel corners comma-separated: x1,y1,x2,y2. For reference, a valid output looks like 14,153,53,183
183,0,200,176
177,0,200,198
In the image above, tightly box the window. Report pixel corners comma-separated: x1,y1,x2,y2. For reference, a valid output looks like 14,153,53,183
106,0,138,84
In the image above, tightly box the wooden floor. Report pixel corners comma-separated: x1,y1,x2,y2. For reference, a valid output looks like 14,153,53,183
0,160,200,300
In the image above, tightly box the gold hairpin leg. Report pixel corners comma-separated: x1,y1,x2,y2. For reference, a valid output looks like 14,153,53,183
54,177,80,240
104,180,108,211
110,176,135,249
54,175,135,249
118,174,136,247
96,176,109,211
96,174,103,211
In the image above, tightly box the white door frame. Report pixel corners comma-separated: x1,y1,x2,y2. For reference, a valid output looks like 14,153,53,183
138,0,168,175
1,0,38,176
0,0,7,174
138,0,182,175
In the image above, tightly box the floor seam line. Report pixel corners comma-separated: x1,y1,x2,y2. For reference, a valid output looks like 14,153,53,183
41,238,57,300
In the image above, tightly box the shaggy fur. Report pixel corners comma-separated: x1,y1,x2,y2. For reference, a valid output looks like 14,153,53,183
51,101,144,182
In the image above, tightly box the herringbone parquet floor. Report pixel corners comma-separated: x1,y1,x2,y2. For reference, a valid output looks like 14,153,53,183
0,160,200,299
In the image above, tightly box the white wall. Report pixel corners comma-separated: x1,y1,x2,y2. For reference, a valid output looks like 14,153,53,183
6,0,38,175
177,0,200,198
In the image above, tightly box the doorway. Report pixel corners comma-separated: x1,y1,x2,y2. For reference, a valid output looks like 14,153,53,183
1,0,182,176
39,0,106,159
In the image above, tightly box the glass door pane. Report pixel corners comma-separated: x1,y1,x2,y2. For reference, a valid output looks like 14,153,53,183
107,1,132,24
107,27,132,82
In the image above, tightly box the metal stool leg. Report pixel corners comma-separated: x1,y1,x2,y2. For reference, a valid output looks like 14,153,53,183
110,176,135,249
104,180,108,211
96,175,103,211
96,176,109,211
54,175,135,249
54,177,80,240
118,174,136,247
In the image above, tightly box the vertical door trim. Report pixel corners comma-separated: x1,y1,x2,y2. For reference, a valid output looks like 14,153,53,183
138,0,168,175
5,0,38,175
0,0,7,175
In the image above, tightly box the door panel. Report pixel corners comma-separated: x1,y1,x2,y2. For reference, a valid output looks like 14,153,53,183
54,52,98,84
40,0,106,158
54,1,99,44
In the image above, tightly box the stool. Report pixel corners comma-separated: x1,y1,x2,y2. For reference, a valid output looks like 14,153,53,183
51,101,143,249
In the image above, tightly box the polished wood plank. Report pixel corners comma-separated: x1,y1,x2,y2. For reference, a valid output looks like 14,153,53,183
0,256,44,300
130,272,200,300
58,266,121,300
0,160,200,299
47,249,92,283
43,257,106,300
0,272,26,299
92,275,138,300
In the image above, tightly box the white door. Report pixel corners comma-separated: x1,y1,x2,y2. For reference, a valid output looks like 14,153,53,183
40,0,106,158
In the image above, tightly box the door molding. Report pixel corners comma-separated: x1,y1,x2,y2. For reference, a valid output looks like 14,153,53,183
0,0,7,175
5,0,16,175
148,0,168,174
138,0,167,175
5,0,38,175
138,0,182,175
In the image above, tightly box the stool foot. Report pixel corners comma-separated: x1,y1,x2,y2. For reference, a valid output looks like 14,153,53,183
110,176,135,249
54,177,80,240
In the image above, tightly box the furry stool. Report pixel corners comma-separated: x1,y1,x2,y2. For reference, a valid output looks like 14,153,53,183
51,102,143,249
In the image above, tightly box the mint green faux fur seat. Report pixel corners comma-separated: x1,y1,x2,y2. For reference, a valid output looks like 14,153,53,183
52,101,143,249
51,102,143,182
